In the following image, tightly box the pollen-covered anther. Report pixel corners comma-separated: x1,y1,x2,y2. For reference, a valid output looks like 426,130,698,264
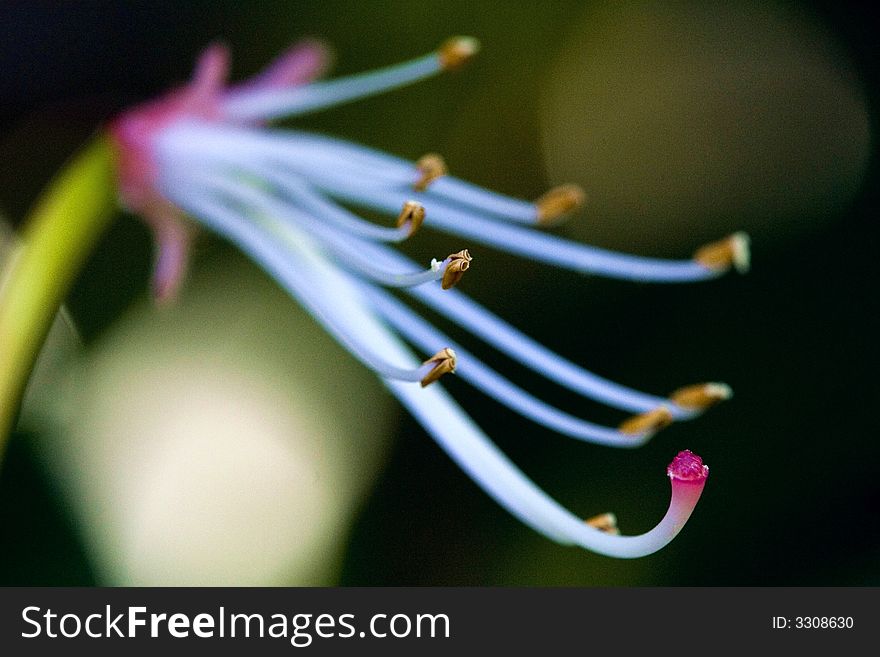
670,382,733,411
535,184,587,226
414,153,448,192
693,231,751,274
441,249,472,290
618,405,674,436
396,200,426,238
437,36,481,71
585,512,620,535
420,347,457,387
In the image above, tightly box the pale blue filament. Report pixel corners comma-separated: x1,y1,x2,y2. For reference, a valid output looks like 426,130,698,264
264,197,694,556
165,164,450,289
390,375,700,557
360,283,651,447
421,175,537,224
157,141,696,417
163,158,690,426
159,178,437,383
159,122,542,226
307,171,718,283
250,130,539,221
222,53,442,121
411,282,693,417
156,183,698,556
160,129,414,241
264,175,412,243
263,131,538,222
158,123,717,282
261,213,693,418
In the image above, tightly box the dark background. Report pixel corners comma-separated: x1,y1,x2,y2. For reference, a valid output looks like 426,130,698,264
0,0,877,585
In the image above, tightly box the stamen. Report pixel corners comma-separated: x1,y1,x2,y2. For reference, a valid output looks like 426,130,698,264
160,181,441,385
437,36,481,70
441,249,472,289
163,120,417,188
693,231,751,274
362,283,653,447
396,200,425,237
200,152,414,243
302,175,726,282
172,191,709,555
389,368,712,556
221,41,458,121
167,165,450,289
199,125,535,221
585,512,620,535
420,347,457,387
619,406,674,436
420,176,536,224
235,211,686,417
157,130,728,412
163,114,744,284
166,122,738,284
276,177,414,243
669,382,733,410
535,184,587,226
414,153,448,192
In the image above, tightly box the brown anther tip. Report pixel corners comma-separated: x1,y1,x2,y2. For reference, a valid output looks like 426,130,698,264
420,347,457,387
535,184,587,226
438,36,481,70
693,231,751,274
669,382,733,411
414,153,448,192
618,406,674,436
440,249,472,289
396,200,425,238
584,512,620,535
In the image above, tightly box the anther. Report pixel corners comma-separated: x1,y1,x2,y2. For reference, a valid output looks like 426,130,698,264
670,382,732,411
619,405,674,436
693,231,751,274
420,347,457,387
414,153,448,192
441,249,472,289
585,512,620,535
534,184,587,226
437,36,481,71
396,200,425,238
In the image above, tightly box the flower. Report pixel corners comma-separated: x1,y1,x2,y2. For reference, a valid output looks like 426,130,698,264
108,36,747,558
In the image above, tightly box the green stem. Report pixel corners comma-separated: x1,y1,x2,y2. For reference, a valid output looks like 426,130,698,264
0,135,116,462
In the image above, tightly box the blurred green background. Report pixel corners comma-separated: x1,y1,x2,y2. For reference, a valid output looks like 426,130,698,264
0,0,877,585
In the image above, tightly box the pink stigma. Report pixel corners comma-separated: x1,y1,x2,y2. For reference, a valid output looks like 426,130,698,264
667,450,709,482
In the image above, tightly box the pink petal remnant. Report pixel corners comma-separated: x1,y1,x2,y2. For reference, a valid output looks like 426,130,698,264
110,42,230,214
150,212,195,305
667,449,709,483
109,43,230,304
109,39,332,304
228,38,334,93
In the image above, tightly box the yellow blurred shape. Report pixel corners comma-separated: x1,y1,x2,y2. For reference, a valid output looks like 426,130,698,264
39,250,394,585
